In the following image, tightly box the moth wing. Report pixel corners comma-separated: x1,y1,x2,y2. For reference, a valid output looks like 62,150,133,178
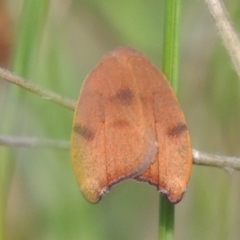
71,50,158,203
125,49,192,203
151,77,192,203
71,80,107,203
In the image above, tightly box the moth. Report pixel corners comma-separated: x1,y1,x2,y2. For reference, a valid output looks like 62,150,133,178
71,47,192,203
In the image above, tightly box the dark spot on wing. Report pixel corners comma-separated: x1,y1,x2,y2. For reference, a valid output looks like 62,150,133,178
73,125,95,141
114,88,134,105
111,119,130,128
168,123,187,137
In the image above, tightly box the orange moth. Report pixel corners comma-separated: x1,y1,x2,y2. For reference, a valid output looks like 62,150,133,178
71,47,192,203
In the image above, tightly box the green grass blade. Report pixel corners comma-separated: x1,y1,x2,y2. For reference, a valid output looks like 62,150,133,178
0,1,50,239
13,0,50,77
159,0,181,239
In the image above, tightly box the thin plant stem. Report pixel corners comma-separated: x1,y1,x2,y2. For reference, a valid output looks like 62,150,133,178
204,0,240,80
192,149,240,171
0,136,69,149
160,198,174,240
162,0,181,90
160,0,181,240
0,67,76,110
1,136,240,171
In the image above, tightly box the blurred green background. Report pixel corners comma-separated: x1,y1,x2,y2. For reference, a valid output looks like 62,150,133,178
0,0,240,239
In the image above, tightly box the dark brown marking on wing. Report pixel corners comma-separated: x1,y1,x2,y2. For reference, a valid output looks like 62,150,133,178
74,124,95,141
114,88,134,105
168,123,187,137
